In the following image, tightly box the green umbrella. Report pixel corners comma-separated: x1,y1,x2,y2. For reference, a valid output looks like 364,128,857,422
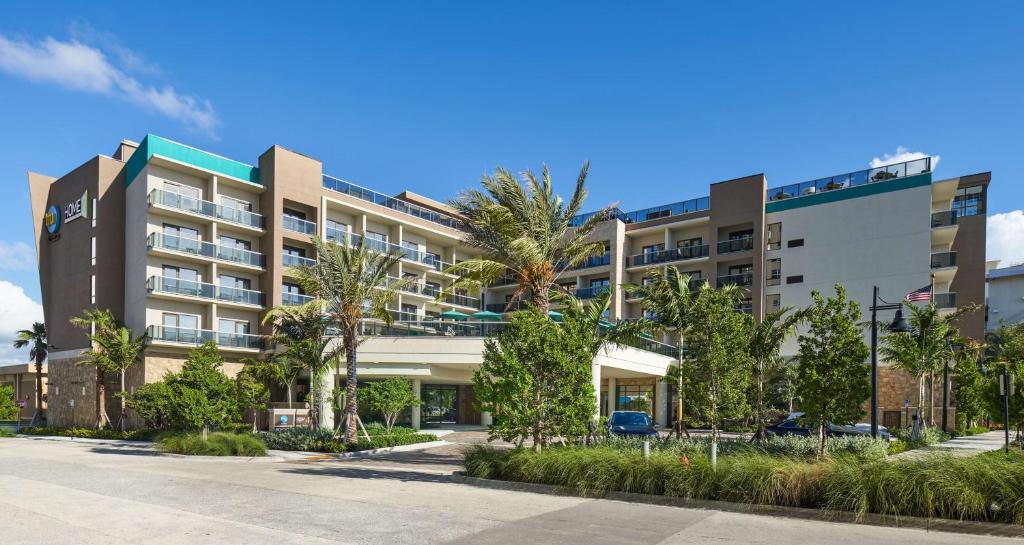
598,319,616,329
439,310,469,321
547,310,564,322
472,310,503,322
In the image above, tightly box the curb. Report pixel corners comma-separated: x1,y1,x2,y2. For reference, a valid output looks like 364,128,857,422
450,474,1024,539
13,435,154,447
157,453,285,463
268,440,453,461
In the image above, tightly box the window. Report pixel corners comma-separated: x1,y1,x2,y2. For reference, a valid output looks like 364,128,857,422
91,236,97,266
641,276,653,286
766,258,782,286
615,384,655,414
676,237,702,248
953,185,985,217
162,266,199,294
642,244,664,256
425,251,442,267
729,229,753,241
365,231,387,243
590,278,610,288
163,223,199,239
283,245,305,258
221,195,252,212
218,319,250,335
163,313,200,343
787,238,804,248
283,208,306,220
219,274,251,291
283,283,304,295
786,275,803,284
643,309,658,321
218,235,251,251
326,219,347,240
400,304,418,320
164,181,201,200
766,293,781,310
729,264,753,276
401,240,420,260
766,223,781,251
90,274,96,304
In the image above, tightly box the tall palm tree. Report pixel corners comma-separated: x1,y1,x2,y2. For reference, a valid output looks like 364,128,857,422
446,163,612,314
290,235,411,443
13,322,48,425
625,267,701,438
262,300,342,430
70,309,118,429
86,325,147,432
748,307,806,441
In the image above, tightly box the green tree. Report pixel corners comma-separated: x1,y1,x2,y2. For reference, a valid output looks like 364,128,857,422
0,384,18,421
446,163,611,314
235,366,270,433
363,378,420,433
166,342,238,439
685,284,753,466
12,322,48,425
982,323,1024,438
474,310,595,451
748,308,806,441
289,235,409,443
626,267,699,438
124,382,174,430
90,325,147,432
796,285,870,456
951,340,986,430
69,309,118,429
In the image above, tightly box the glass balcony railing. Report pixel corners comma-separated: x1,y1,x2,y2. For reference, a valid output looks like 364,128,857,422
147,325,262,350
576,285,611,299
573,254,611,269
343,233,451,271
717,236,754,254
485,301,530,313
282,215,316,235
147,276,263,306
325,226,348,243
282,252,315,268
322,174,463,230
148,233,265,268
444,292,479,308
717,273,753,287
570,197,711,227
767,157,932,202
630,244,709,267
282,292,313,306
931,252,957,269
934,292,957,309
148,189,264,229
931,210,958,228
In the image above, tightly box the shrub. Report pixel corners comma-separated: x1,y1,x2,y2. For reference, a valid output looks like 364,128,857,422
887,440,908,455
957,426,990,436
257,427,437,453
156,432,267,456
0,384,19,421
18,426,158,441
601,434,888,462
0,428,15,438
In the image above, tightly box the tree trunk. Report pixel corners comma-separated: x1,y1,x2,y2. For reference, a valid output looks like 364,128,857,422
917,375,927,429
31,354,44,426
117,370,127,432
533,382,543,453
819,422,827,456
928,372,936,428
753,360,765,442
95,367,109,430
286,381,294,410
202,423,209,441
343,327,359,444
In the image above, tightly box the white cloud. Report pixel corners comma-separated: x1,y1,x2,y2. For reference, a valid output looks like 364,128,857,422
0,33,218,137
988,210,1024,268
0,240,36,270
869,147,940,170
0,280,44,364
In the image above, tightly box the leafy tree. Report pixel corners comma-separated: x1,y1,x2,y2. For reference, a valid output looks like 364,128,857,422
763,360,799,415
236,366,270,433
89,325,147,431
289,236,409,443
474,310,595,451
951,340,986,430
446,163,611,314
981,323,1024,438
363,378,420,433
12,321,48,425
684,284,753,465
749,308,806,441
626,267,699,438
70,309,118,429
166,342,238,439
796,285,870,456
124,382,174,430
0,384,19,421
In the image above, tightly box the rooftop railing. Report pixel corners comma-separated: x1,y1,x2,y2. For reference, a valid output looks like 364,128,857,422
148,189,264,229
147,325,262,350
767,157,932,202
322,174,463,230
148,233,265,268
570,197,711,227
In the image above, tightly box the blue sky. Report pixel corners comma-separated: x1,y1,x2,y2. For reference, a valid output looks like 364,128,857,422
1,2,1023,359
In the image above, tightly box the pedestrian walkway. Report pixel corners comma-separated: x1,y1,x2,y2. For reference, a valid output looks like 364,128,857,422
893,431,1011,459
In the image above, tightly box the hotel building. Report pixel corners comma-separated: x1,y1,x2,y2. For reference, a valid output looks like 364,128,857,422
28,135,989,430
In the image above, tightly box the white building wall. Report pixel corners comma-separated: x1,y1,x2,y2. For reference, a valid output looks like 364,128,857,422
988,272,1024,328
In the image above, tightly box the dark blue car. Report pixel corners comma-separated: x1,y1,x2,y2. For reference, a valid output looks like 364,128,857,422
607,411,659,438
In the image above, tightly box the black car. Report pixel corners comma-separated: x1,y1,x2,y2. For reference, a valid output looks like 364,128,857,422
607,411,659,438
766,412,890,441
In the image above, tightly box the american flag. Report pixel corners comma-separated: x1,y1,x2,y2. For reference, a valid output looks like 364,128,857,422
905,284,932,302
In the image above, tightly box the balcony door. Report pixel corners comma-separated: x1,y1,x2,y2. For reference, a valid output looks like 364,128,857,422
162,265,199,296
162,223,200,253
162,312,200,343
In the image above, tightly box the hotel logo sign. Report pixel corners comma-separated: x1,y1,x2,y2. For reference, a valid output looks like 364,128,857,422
45,190,89,241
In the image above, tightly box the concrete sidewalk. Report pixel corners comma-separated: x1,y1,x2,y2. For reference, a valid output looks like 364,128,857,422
893,431,1011,459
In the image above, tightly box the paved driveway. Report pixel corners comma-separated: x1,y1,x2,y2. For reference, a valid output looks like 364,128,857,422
0,436,1019,544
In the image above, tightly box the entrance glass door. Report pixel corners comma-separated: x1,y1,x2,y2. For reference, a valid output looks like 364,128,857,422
420,385,458,426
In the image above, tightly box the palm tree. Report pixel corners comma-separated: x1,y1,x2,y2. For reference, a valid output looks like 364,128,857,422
290,235,411,443
446,163,612,314
748,308,806,441
625,267,700,438
12,322,48,425
70,309,118,429
262,300,342,430
87,325,147,432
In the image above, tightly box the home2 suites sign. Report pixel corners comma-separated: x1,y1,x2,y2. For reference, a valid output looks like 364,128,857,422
44,190,89,241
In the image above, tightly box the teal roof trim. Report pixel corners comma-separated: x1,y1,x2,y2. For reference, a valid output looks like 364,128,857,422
765,173,932,213
124,134,260,187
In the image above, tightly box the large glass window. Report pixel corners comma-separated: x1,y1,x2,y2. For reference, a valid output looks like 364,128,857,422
218,235,251,251
766,258,782,286
953,185,984,217
615,383,655,414
766,222,781,251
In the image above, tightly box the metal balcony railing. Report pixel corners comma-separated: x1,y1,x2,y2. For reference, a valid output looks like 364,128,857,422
767,157,932,202
931,252,957,269
630,244,709,267
148,233,265,268
148,189,264,229
147,325,262,349
575,285,610,299
322,174,463,230
573,254,611,269
717,236,754,254
485,301,530,313
282,215,316,235
717,273,753,287
570,196,711,227
146,276,263,306
931,210,958,228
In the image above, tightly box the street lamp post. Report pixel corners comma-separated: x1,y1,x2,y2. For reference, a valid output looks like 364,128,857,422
870,286,911,439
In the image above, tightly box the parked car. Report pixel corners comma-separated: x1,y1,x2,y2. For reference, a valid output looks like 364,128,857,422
766,412,890,441
606,411,659,438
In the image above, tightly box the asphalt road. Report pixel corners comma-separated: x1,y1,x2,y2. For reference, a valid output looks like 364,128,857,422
0,436,1018,545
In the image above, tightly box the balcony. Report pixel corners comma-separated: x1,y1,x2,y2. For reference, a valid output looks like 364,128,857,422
573,254,611,270
576,285,610,299
344,233,452,272
717,273,753,287
931,211,958,228
282,292,313,306
444,292,479,309
569,196,711,227
931,252,957,269
717,236,754,254
934,292,957,309
629,244,709,268
767,157,932,202
485,301,530,313
148,189,264,230
322,174,463,230
282,252,315,269
147,325,262,351
282,215,316,236
147,276,263,307
147,233,265,269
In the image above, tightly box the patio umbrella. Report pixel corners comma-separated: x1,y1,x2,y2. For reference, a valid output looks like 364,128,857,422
598,319,616,329
547,310,564,322
439,310,469,321
471,310,503,322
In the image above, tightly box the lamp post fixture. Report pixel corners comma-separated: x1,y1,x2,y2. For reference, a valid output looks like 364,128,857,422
870,286,912,439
